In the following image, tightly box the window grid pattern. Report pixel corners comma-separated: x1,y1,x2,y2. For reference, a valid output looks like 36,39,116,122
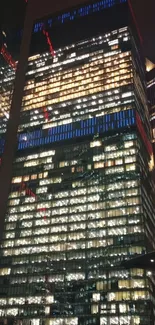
0,27,154,325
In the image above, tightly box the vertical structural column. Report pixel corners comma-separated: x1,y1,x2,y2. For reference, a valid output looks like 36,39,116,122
0,4,34,240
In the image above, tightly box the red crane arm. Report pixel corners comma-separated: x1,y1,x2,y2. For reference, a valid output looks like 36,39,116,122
42,27,56,58
0,45,16,70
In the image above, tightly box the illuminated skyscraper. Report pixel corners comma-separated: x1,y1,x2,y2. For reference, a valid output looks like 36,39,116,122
0,1,155,325
0,32,16,141
146,59,155,154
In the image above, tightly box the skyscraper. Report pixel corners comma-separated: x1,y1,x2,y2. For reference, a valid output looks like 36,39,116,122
0,1,155,325
146,59,155,154
0,28,16,141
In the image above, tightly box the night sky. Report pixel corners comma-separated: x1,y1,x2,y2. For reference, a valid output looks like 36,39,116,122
132,0,155,62
0,0,155,61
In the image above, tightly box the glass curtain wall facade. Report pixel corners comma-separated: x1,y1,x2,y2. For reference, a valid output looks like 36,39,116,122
0,25,155,325
0,29,17,160
147,67,155,153
0,63,16,134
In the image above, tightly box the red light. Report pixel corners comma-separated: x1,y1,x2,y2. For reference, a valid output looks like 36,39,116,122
37,207,47,220
0,45,16,70
19,181,36,197
42,107,49,121
25,188,36,197
128,0,143,45
19,183,47,220
19,181,26,192
42,26,56,58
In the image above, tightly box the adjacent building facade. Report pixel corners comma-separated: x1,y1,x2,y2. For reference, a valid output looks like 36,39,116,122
0,1,155,325
146,60,155,154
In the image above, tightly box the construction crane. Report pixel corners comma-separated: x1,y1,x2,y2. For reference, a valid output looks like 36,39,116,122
0,44,16,70
42,25,56,58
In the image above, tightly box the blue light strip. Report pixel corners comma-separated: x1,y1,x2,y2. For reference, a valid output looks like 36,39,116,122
34,0,127,33
0,109,135,154
16,109,135,151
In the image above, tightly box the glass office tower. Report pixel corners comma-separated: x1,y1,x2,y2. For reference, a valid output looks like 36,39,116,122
0,2,155,325
147,63,155,154
0,28,17,154
0,59,16,161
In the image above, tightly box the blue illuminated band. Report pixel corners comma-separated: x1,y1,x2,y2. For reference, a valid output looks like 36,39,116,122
34,0,127,32
16,109,135,151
